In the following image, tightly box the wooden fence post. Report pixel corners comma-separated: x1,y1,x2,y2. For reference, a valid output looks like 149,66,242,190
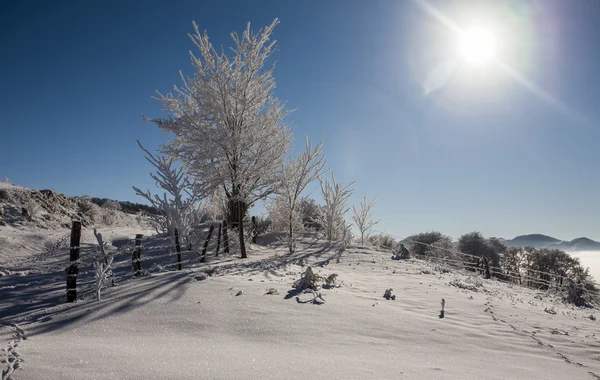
66,221,81,302
483,256,490,279
175,229,182,271
223,220,229,255
215,222,222,257
201,224,215,263
133,234,143,276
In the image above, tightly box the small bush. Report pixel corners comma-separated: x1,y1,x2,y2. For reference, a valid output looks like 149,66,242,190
293,266,323,291
101,199,122,210
0,189,11,202
23,198,42,220
368,234,397,250
78,199,100,222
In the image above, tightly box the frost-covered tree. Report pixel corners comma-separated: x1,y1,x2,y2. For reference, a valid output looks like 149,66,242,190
271,137,326,253
317,174,354,242
133,141,200,241
199,187,228,222
298,198,322,230
352,192,381,245
145,19,292,259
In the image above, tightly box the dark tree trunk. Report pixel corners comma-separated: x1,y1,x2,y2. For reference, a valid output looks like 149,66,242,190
223,220,229,255
239,206,247,259
251,216,257,244
227,198,248,226
66,221,81,302
175,229,182,271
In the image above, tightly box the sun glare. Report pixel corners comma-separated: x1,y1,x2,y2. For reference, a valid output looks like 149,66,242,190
459,26,495,65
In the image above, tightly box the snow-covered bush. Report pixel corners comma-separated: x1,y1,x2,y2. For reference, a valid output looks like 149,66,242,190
77,198,100,223
101,199,121,211
352,192,380,245
298,198,322,230
133,141,200,242
271,137,326,253
368,233,397,250
316,173,354,243
199,188,228,223
100,208,120,226
293,266,323,292
22,198,42,220
407,231,454,258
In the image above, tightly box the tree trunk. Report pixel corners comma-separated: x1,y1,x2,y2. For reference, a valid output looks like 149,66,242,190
227,198,248,226
288,217,294,254
251,216,257,244
239,206,247,259
175,229,182,271
223,220,229,255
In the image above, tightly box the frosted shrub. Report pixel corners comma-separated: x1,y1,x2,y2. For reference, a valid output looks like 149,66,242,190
101,199,121,211
78,198,100,223
352,193,381,245
293,266,323,292
271,137,327,253
316,173,354,243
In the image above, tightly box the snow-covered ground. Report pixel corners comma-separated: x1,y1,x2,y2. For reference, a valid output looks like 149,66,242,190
1,224,599,380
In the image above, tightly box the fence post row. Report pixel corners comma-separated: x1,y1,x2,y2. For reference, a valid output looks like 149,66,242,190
133,234,143,276
175,229,182,271
66,221,81,303
201,224,215,263
223,220,229,255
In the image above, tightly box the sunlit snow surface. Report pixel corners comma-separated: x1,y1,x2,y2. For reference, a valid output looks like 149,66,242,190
1,226,599,380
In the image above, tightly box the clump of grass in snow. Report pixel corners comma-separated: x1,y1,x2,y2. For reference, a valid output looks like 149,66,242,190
383,288,395,300
449,277,483,292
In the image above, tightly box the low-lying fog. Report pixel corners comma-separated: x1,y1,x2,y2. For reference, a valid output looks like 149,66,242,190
570,251,600,284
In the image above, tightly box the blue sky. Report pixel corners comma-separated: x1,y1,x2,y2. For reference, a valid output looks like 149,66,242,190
1,0,599,240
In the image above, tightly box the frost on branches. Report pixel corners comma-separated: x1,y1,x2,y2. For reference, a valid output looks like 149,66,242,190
269,137,326,253
199,187,228,223
352,192,381,245
133,141,200,241
93,229,113,301
317,173,354,243
144,19,292,259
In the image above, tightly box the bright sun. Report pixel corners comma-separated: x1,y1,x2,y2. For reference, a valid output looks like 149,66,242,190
459,26,495,65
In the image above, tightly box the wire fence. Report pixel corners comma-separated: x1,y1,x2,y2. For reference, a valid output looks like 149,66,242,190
0,222,241,300
371,228,600,292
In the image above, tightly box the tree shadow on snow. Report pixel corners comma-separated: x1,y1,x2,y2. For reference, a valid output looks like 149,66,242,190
20,271,191,337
